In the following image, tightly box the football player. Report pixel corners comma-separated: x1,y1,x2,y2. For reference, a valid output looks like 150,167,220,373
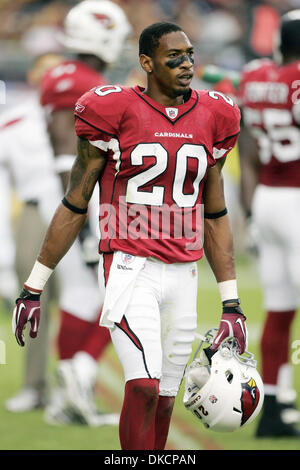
239,10,300,437
0,52,63,414
13,22,246,450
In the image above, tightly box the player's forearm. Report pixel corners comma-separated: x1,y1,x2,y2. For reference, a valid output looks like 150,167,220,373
37,203,87,269
21,138,104,294
203,215,236,283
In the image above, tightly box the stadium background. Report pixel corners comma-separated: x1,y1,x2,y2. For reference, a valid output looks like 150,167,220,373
0,0,300,451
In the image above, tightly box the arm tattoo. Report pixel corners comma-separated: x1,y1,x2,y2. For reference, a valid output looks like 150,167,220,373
66,137,105,202
67,138,90,193
82,168,100,202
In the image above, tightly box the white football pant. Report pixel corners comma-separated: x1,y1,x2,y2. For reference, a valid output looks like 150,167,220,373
252,184,300,311
102,253,198,397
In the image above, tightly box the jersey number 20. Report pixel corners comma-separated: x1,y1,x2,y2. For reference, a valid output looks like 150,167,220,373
126,143,208,208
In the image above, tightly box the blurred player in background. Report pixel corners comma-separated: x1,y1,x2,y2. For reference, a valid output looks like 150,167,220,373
239,10,300,437
0,163,18,312
0,52,63,414
3,0,131,426
12,22,246,450
0,52,117,426
0,154,19,311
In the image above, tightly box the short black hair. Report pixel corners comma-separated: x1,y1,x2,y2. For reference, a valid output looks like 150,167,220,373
139,22,183,57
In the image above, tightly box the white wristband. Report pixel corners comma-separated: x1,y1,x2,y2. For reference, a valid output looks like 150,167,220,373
54,154,76,174
24,261,53,293
218,279,238,302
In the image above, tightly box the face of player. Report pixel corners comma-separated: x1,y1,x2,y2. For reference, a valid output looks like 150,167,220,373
151,31,194,100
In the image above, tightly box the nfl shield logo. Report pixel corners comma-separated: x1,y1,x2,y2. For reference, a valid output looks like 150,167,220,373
209,395,218,404
165,107,178,119
122,253,134,264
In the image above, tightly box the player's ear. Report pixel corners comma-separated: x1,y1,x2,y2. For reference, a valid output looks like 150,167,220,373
139,54,153,74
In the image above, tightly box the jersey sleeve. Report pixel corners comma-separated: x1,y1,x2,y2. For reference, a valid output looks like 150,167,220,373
74,85,124,149
40,62,105,113
205,90,241,161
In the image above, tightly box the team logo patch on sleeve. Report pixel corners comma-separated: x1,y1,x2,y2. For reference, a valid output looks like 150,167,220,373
75,103,85,113
240,378,260,425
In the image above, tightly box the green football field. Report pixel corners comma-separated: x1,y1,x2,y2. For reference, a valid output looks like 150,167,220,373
0,255,299,451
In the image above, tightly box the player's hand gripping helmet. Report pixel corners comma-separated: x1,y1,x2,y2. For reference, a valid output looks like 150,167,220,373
183,330,264,432
59,0,131,64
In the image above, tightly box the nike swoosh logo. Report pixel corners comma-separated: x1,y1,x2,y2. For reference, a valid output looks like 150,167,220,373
214,319,233,345
28,307,39,332
235,317,246,340
17,302,26,325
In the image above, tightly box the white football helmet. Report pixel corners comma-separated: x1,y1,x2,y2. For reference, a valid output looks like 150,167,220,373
183,331,264,432
59,0,131,64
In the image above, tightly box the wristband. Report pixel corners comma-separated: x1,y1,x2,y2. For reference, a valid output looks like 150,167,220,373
222,298,240,306
17,287,41,301
62,197,88,214
24,261,53,294
204,208,228,219
218,279,238,302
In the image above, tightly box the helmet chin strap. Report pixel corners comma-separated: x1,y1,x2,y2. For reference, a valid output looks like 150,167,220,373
193,328,218,361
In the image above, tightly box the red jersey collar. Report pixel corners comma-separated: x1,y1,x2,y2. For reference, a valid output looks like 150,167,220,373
132,86,198,125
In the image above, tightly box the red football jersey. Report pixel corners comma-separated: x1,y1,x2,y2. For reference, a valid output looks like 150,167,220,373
239,58,300,187
40,59,106,113
74,85,240,263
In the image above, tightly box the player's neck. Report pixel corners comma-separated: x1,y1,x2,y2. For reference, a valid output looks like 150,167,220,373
76,54,107,73
143,82,185,106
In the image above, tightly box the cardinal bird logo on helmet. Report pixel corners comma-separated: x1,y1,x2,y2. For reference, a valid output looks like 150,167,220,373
93,13,115,29
240,378,260,425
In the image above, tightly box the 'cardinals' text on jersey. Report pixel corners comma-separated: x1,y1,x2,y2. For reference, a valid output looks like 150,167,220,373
239,58,300,187
40,59,106,114
74,85,240,263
